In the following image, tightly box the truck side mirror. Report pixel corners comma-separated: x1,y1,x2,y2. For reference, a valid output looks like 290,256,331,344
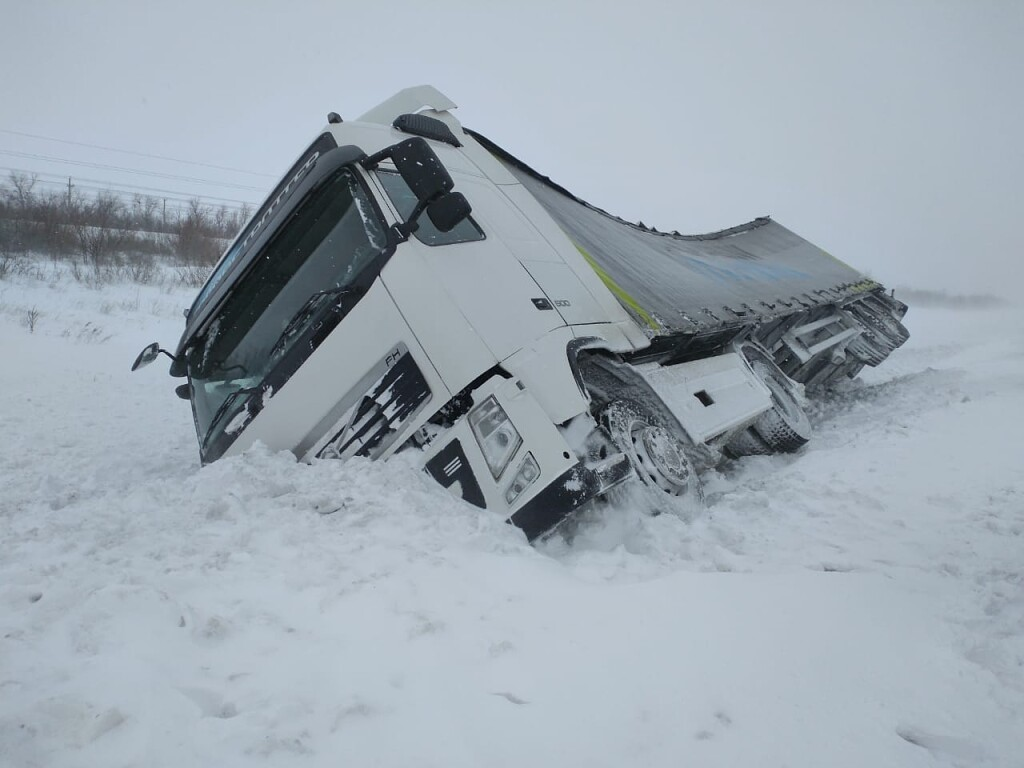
427,192,472,233
364,136,469,240
390,137,454,203
130,341,177,371
131,342,161,371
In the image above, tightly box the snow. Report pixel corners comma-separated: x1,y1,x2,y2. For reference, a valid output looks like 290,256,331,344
1,263,1023,767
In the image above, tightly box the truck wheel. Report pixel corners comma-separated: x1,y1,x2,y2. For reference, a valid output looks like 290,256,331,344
851,300,910,348
728,343,812,456
866,304,910,347
749,359,812,452
845,334,890,367
725,425,772,457
601,399,704,506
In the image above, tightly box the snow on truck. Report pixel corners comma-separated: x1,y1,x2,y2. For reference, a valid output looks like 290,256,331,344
133,86,910,540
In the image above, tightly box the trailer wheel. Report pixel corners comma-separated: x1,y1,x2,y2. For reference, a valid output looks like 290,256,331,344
845,334,890,367
850,300,910,349
601,399,704,507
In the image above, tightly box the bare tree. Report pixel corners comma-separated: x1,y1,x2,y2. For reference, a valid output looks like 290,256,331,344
130,193,161,232
2,172,39,252
75,191,127,267
36,190,74,256
238,203,252,225
213,204,229,233
5,172,37,209
176,198,221,264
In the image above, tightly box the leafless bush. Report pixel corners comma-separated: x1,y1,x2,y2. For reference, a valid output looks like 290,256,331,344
60,321,110,344
176,264,211,287
99,295,144,316
25,261,48,281
45,263,62,287
68,258,117,288
2,173,245,266
120,292,141,312
68,258,84,283
118,256,157,284
36,189,79,256
75,191,129,267
0,250,15,280
175,198,223,265
22,306,40,332
0,252,67,284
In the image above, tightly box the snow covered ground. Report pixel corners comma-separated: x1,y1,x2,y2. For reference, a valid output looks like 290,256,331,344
1,261,1022,767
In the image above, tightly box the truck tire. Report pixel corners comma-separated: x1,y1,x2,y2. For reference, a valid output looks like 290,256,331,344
868,306,910,347
851,299,910,348
845,334,890,367
728,343,812,456
601,399,704,507
725,424,773,456
750,359,812,452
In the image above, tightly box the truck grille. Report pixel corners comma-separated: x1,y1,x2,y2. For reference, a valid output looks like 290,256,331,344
317,346,431,460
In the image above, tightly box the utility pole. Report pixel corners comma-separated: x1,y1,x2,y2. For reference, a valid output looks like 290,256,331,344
66,177,73,209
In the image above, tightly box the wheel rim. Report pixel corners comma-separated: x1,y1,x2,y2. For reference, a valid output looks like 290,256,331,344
601,400,703,502
629,423,694,496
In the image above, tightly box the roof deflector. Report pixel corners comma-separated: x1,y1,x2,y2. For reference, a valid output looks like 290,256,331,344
358,85,458,125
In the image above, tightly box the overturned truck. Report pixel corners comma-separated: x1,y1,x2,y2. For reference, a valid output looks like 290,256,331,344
134,86,909,540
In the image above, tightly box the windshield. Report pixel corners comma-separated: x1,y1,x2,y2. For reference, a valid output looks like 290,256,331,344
188,133,336,321
186,167,388,459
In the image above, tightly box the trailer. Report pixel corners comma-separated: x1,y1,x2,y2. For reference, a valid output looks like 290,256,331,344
133,86,909,540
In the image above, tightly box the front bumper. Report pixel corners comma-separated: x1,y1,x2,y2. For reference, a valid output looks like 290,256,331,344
421,374,635,541
508,453,633,541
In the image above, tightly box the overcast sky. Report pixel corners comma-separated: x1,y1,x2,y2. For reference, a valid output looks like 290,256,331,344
2,0,1021,295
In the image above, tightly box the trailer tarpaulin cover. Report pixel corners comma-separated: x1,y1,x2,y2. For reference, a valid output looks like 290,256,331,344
467,130,875,337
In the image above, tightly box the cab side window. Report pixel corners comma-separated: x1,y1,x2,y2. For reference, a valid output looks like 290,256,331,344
376,170,485,246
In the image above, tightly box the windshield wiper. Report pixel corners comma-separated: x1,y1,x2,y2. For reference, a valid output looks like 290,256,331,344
202,286,362,451
202,385,261,449
268,286,361,361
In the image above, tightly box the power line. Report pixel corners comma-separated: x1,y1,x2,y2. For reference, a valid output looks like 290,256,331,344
0,127,277,179
31,181,253,212
2,170,256,209
0,166,259,208
0,149,268,192
1,179,249,228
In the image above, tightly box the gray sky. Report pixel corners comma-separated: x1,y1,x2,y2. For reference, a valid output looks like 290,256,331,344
2,0,1021,295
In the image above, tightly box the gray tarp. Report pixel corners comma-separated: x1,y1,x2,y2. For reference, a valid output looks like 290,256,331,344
468,131,875,337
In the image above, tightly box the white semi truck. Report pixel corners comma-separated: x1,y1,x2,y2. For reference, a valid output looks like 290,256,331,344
133,86,909,540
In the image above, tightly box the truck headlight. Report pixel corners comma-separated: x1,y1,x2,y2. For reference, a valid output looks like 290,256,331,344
504,452,540,506
468,395,522,479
